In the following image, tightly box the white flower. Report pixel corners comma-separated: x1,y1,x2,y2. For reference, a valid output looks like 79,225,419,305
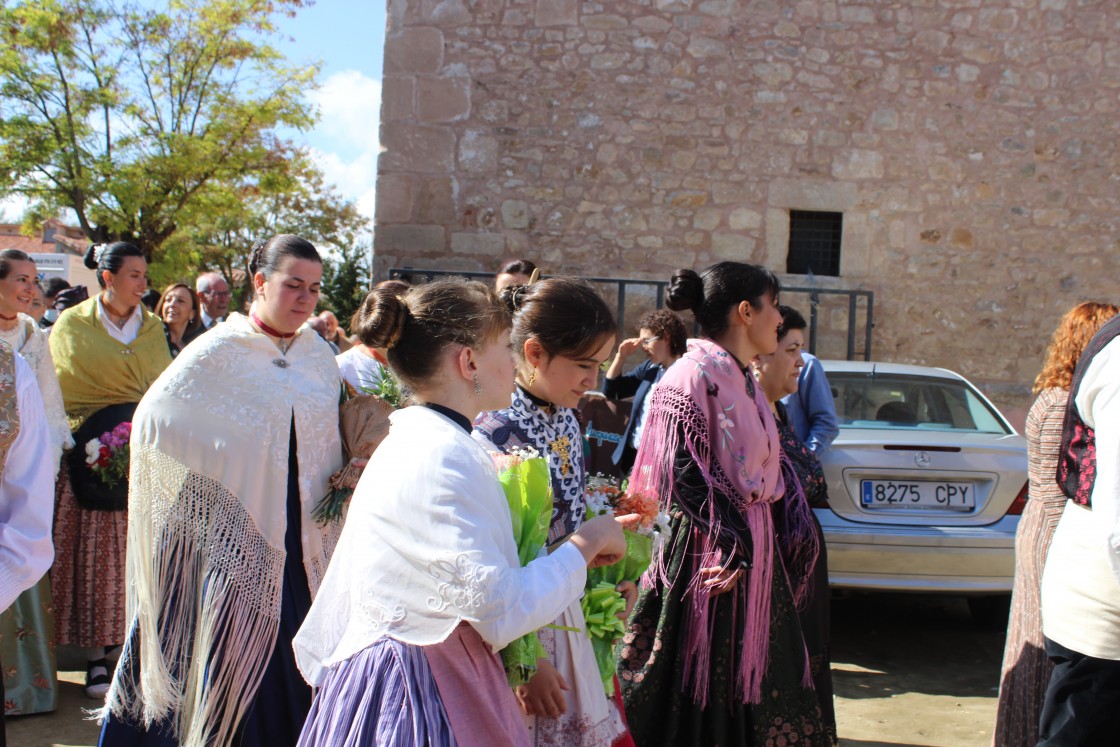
649,511,672,555
507,445,541,460
584,489,614,517
85,437,103,466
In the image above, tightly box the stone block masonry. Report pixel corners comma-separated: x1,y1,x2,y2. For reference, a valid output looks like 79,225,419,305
376,0,1120,416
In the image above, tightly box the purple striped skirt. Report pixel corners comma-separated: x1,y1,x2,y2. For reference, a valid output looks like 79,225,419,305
298,636,456,747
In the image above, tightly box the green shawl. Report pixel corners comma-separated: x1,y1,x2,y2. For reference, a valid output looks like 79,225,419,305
49,297,172,430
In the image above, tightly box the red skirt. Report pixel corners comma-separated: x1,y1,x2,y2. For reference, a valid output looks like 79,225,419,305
51,462,128,649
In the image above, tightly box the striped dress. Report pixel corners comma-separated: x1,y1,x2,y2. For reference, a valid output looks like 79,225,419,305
993,387,1068,747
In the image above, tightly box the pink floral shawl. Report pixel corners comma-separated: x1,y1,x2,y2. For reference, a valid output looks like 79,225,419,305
628,337,803,706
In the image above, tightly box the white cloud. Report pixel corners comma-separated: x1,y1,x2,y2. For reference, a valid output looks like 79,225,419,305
308,146,378,224
309,70,381,155
302,70,381,221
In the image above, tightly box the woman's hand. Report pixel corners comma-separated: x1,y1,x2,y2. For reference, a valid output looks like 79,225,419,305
616,580,638,622
515,658,569,718
617,337,643,358
570,513,639,567
605,338,643,379
698,563,743,596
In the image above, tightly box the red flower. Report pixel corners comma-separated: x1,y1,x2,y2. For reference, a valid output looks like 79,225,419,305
615,489,660,528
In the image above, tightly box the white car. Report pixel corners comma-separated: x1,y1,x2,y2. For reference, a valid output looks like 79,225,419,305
815,361,1028,625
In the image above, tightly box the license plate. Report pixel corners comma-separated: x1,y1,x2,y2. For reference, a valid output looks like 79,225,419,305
860,480,975,510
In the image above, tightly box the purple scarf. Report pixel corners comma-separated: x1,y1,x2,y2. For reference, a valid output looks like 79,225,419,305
628,338,803,706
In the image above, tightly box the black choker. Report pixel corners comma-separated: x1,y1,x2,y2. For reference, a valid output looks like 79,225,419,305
518,385,555,411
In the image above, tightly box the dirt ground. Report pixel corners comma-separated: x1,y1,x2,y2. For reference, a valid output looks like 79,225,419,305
7,592,1004,747
830,593,1004,747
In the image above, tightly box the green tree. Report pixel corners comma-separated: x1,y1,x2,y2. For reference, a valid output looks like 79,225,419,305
161,152,371,313
0,0,315,261
319,235,372,331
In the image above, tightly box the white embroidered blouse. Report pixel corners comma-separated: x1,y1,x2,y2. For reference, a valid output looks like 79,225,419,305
0,314,72,469
0,353,55,610
293,405,588,686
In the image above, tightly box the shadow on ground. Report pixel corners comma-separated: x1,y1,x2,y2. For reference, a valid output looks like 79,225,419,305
830,593,1005,701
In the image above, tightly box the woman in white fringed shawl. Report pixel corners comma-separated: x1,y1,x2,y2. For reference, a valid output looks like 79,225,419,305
99,235,344,747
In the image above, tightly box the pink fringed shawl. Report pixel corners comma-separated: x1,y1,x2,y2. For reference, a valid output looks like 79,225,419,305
628,338,803,706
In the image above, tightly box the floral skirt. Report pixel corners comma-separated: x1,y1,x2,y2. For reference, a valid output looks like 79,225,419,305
0,574,57,715
800,519,837,745
51,462,128,649
618,511,829,747
527,600,627,747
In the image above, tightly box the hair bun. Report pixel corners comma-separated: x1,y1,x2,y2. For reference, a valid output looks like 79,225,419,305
363,287,410,350
83,243,105,270
247,238,268,276
498,283,531,315
666,268,704,313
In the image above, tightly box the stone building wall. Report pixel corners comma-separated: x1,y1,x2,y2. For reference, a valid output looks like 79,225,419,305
375,0,1120,418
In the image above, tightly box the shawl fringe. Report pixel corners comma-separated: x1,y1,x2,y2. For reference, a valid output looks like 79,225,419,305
776,453,821,612
631,384,777,706
102,444,285,747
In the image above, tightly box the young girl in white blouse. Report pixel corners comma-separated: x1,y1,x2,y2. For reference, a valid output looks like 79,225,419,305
294,279,629,747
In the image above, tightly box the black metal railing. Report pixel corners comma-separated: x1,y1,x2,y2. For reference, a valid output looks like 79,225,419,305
389,267,874,361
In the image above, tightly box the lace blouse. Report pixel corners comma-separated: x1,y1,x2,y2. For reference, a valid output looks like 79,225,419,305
0,314,72,468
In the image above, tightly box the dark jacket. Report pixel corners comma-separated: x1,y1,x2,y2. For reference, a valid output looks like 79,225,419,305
603,358,663,467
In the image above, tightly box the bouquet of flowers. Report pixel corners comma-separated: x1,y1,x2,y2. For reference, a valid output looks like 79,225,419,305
582,474,669,695
84,422,131,488
314,368,404,525
493,447,554,686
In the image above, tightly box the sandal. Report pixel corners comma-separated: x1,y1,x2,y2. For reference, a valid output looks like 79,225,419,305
85,658,111,699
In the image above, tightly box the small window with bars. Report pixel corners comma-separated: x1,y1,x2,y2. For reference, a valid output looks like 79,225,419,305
786,210,842,276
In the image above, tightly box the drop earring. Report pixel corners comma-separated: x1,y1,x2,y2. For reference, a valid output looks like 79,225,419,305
473,374,482,395
527,368,537,387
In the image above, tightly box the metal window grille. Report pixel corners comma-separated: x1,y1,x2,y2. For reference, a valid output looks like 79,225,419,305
787,210,842,276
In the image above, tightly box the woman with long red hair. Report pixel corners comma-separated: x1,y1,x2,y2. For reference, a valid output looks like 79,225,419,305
993,300,1119,747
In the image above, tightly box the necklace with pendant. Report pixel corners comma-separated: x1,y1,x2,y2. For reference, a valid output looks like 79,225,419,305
549,432,573,477
529,399,573,477
102,298,132,329
252,312,295,355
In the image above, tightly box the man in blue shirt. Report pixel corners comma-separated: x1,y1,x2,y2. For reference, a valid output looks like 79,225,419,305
781,350,839,454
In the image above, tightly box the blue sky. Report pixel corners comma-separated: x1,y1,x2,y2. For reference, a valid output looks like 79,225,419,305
274,1,387,221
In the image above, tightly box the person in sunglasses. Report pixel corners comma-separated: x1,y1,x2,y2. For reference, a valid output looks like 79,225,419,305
603,309,688,475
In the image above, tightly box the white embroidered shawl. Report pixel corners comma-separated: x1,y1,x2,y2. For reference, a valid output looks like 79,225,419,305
0,314,71,469
293,406,587,686
103,312,344,747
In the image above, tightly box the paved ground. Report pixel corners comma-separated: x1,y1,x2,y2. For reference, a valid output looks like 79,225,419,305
7,592,1004,747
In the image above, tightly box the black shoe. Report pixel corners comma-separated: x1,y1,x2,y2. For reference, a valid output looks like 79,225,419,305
85,658,111,699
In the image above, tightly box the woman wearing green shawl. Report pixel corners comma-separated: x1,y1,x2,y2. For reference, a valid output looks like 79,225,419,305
48,242,171,699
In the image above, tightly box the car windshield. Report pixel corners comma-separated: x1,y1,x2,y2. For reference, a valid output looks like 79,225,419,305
829,372,1011,434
